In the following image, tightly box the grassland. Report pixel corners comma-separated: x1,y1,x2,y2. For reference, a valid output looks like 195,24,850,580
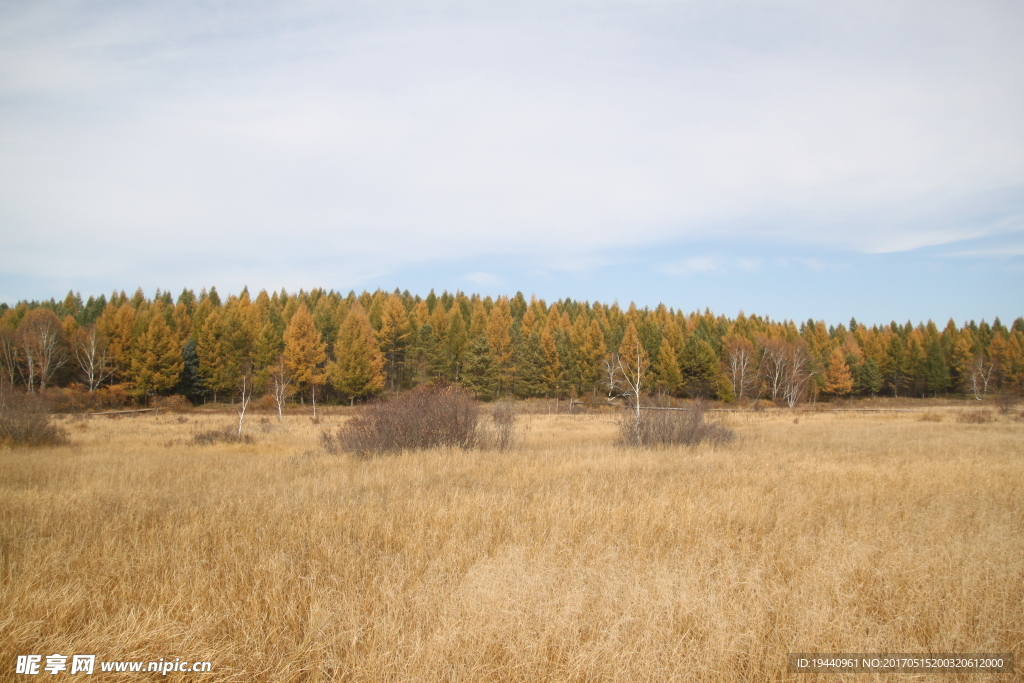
1,408,1022,682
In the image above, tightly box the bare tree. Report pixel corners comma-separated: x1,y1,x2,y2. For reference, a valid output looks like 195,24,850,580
722,334,758,400
72,326,113,391
19,309,68,391
236,366,254,438
759,336,789,401
267,356,293,422
603,352,622,400
617,339,650,445
0,328,19,389
781,341,815,408
966,353,995,400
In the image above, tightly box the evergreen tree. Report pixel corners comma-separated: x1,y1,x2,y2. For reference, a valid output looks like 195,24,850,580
540,326,563,396
177,338,207,404
377,293,410,390
854,357,883,396
923,338,950,396
444,305,468,381
515,330,546,398
883,332,908,397
680,335,719,398
462,333,495,399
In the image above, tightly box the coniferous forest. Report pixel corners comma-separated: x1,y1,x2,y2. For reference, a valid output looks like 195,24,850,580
1,287,1022,409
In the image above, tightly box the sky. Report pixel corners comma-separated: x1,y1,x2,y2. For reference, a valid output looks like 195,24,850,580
1,0,1022,325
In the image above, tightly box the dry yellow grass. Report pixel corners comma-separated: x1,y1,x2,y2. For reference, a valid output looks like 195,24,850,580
1,410,1022,682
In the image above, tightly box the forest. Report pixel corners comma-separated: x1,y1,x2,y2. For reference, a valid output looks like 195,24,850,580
1,286,1022,410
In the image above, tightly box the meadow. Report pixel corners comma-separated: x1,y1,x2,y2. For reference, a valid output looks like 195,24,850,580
1,407,1022,682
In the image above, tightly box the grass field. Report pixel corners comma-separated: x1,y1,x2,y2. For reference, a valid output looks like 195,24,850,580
1,408,1022,681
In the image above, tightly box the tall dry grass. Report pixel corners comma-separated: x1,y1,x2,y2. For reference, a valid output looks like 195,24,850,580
1,410,1021,682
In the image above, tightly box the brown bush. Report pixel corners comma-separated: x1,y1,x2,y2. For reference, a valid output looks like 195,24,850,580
153,395,192,413
43,386,92,413
257,393,279,411
95,384,131,410
994,393,1018,415
957,411,993,424
0,387,68,447
330,384,479,457
618,400,734,448
487,401,520,451
191,427,254,446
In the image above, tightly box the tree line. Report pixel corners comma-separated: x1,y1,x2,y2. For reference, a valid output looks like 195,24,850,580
1,287,1022,409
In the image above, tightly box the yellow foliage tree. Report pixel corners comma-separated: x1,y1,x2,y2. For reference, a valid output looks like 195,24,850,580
284,304,327,416
823,346,854,397
329,303,384,403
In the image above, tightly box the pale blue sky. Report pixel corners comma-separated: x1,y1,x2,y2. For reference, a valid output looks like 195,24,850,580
1,0,1022,324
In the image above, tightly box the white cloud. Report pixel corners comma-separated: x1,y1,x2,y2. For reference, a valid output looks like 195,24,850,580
464,271,501,286
1,0,1023,293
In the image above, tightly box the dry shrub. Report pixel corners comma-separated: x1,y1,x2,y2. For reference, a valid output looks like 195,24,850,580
487,401,520,451
191,426,254,446
333,384,479,457
42,385,92,413
153,394,192,412
95,384,131,410
919,412,943,422
994,393,1018,415
957,410,993,424
618,400,734,447
0,387,68,447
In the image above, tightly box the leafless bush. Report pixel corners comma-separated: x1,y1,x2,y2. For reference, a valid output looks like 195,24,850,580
485,401,520,451
956,411,993,424
618,401,734,448
191,427,254,446
994,393,1018,416
0,387,68,447
333,384,479,457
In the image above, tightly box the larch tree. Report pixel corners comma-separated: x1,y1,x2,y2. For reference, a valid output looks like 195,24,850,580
486,297,516,396
651,320,684,397
328,303,384,404
99,303,137,382
283,303,328,417
823,346,854,397
131,312,183,402
651,335,684,397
